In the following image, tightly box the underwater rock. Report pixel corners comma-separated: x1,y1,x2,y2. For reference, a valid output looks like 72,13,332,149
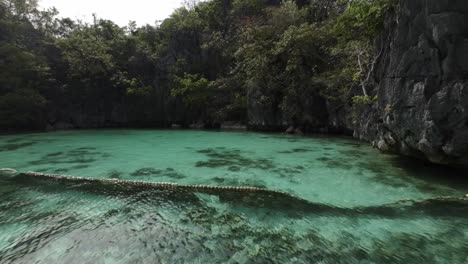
0,142,36,152
108,170,123,179
54,168,70,174
164,170,186,179
228,166,241,172
29,148,104,166
130,168,162,177
195,148,275,171
278,148,313,154
46,152,64,157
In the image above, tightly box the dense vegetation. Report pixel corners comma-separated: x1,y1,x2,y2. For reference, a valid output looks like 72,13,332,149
0,0,395,131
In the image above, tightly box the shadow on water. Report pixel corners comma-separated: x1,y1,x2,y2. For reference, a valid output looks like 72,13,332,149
108,170,124,179
7,174,468,220
2,173,468,264
130,167,187,179
28,148,111,173
1,132,467,263
194,148,307,178
0,134,57,152
365,156,468,194
0,142,37,152
278,147,314,154
389,157,468,189
195,148,276,171
313,145,468,195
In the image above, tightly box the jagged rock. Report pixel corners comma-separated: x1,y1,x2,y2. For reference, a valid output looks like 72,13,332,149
359,0,468,166
294,128,304,135
221,122,247,130
53,122,75,130
247,88,353,134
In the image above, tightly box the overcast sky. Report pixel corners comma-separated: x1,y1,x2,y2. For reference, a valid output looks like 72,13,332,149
39,0,185,26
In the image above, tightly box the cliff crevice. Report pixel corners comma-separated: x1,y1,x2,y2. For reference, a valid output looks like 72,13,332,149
357,0,468,166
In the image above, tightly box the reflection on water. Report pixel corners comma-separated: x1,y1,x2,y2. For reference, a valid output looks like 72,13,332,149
0,130,467,263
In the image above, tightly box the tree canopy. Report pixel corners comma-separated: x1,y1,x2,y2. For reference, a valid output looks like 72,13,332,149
0,0,395,131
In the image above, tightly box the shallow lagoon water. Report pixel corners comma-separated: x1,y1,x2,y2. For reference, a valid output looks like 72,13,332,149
0,130,467,263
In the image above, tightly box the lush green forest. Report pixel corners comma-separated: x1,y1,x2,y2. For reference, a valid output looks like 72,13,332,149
0,0,395,131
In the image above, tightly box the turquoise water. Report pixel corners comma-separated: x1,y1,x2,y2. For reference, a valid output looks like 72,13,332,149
0,130,467,263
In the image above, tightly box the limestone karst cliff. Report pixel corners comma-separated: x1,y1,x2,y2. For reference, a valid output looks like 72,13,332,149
356,0,468,166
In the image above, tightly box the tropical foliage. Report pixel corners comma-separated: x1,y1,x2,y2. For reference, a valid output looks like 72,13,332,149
0,0,395,130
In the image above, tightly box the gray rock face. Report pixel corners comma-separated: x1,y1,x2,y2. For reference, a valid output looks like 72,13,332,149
247,86,354,134
359,0,468,166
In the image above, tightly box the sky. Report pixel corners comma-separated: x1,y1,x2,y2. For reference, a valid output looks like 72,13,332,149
39,0,185,26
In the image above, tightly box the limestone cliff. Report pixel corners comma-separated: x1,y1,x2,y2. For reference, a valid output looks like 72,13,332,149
357,0,468,166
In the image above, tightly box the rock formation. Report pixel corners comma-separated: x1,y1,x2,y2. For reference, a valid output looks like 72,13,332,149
357,0,468,166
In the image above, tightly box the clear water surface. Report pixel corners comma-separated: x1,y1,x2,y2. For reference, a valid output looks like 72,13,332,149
0,130,467,263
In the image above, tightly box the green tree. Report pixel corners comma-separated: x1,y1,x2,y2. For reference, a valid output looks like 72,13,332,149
171,73,212,116
0,0,52,130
